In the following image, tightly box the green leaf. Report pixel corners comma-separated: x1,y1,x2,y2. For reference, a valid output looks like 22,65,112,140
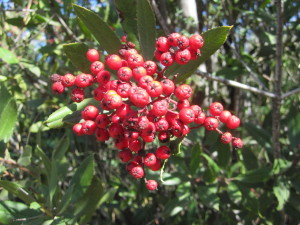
235,166,272,184
59,155,94,214
49,160,58,206
0,84,18,142
189,143,202,176
74,177,103,223
165,26,233,83
17,145,32,167
241,147,258,170
20,61,41,77
244,122,272,150
115,0,139,47
201,153,220,182
0,47,18,64
169,136,184,155
137,0,156,60
0,181,34,204
286,106,300,148
215,140,231,169
35,145,51,176
63,43,90,73
273,178,290,211
73,5,122,54
198,184,220,211
45,98,99,129
52,136,70,160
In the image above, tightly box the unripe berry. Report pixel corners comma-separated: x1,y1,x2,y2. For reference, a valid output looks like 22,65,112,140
221,132,232,144
226,115,240,129
232,138,243,148
146,180,158,191
106,54,123,70
61,73,75,87
52,82,64,94
209,102,224,116
118,149,132,162
156,145,171,160
144,153,157,167
82,105,99,120
86,49,100,62
130,166,144,179
204,117,219,131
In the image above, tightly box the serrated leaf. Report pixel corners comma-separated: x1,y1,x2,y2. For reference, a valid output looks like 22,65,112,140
273,179,290,211
244,122,272,150
189,143,202,176
165,26,233,83
137,0,156,60
115,0,139,47
73,5,121,54
235,166,272,183
17,145,32,167
63,43,90,73
45,98,99,129
0,47,18,64
0,84,18,142
0,181,34,204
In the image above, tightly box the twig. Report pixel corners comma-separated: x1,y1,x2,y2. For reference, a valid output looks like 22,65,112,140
226,40,268,90
0,157,34,175
281,87,300,99
195,70,278,98
150,0,172,35
55,13,80,42
272,0,284,158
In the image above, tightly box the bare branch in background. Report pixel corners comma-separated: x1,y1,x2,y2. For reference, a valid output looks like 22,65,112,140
55,13,80,42
151,0,172,34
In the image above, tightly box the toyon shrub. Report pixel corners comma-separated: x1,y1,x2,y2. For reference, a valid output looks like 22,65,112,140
50,33,243,191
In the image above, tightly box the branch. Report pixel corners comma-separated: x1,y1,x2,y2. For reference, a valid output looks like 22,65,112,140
281,87,300,99
55,13,80,42
226,40,268,90
151,0,172,35
195,70,278,98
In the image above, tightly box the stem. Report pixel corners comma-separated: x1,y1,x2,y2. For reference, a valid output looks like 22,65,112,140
272,0,284,158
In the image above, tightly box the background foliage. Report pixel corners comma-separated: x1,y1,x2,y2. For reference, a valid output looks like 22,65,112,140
0,0,299,224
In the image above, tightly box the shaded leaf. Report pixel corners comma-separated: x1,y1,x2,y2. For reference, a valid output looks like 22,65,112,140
198,184,220,210
63,42,90,73
235,166,272,183
273,178,290,210
215,140,231,169
73,5,121,54
52,136,70,160
0,181,34,204
45,98,99,129
201,153,220,182
241,147,258,170
0,47,18,64
286,106,300,148
165,26,233,83
137,0,156,60
0,84,18,142
35,145,51,177
189,143,202,176
244,122,271,150
49,160,58,206
17,145,32,167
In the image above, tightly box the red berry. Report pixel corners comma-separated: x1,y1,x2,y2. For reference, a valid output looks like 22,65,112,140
82,105,99,120
149,160,161,171
221,132,232,144
124,49,138,60
189,34,204,50
127,54,144,69
143,60,157,75
177,99,190,110
174,84,193,100
156,36,170,52
96,70,111,85
124,130,139,141
160,52,174,67
115,104,131,118
115,137,129,150
95,128,110,142
126,161,140,172
177,35,189,49
61,73,75,87
232,138,243,148
93,86,106,101
90,61,104,75
71,88,85,102
50,74,62,83
226,115,240,129
190,105,202,117
129,87,150,108
179,107,195,124
138,75,154,89
95,114,110,128
73,123,84,136
132,66,147,81
156,146,171,160
86,49,100,62
151,99,169,117
75,73,92,88
209,102,224,116
158,131,170,143
175,49,191,65
154,50,163,61
161,79,175,96
108,123,124,138
204,117,219,131
103,92,123,110
146,180,158,191
219,110,232,123
130,166,144,179
194,112,206,124
129,140,141,153
136,116,150,130
52,82,64,94
118,149,132,162
146,81,163,97
155,118,169,131
117,67,132,82
82,120,97,135
144,153,157,167
106,54,123,70
167,33,181,46
165,111,179,124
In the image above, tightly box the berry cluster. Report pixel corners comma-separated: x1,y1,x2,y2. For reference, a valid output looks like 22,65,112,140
50,33,243,191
